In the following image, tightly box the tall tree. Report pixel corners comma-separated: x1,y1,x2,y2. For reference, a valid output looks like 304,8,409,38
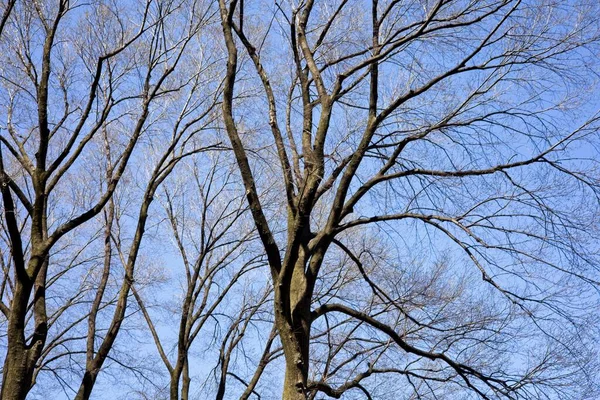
0,0,216,398
132,155,271,400
218,0,600,398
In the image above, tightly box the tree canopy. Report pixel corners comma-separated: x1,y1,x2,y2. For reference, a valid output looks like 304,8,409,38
1,1,600,399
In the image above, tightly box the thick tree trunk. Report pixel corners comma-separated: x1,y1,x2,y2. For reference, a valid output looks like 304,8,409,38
170,373,180,400
1,342,34,400
279,321,311,400
1,257,46,400
1,312,39,399
282,361,309,400
74,369,98,400
276,285,311,400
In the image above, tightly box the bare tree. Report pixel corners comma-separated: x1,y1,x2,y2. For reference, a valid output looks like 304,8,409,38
217,0,600,399
2,0,600,399
0,0,217,399
131,155,271,400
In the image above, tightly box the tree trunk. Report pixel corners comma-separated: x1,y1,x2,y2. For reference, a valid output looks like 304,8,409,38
181,358,191,400
170,365,182,400
2,343,34,400
1,255,47,400
282,360,309,400
276,286,311,400
1,286,37,400
74,369,98,400
74,278,132,400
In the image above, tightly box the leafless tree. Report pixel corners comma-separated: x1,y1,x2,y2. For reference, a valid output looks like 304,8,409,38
2,0,600,399
217,0,600,399
131,155,271,400
0,0,218,399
